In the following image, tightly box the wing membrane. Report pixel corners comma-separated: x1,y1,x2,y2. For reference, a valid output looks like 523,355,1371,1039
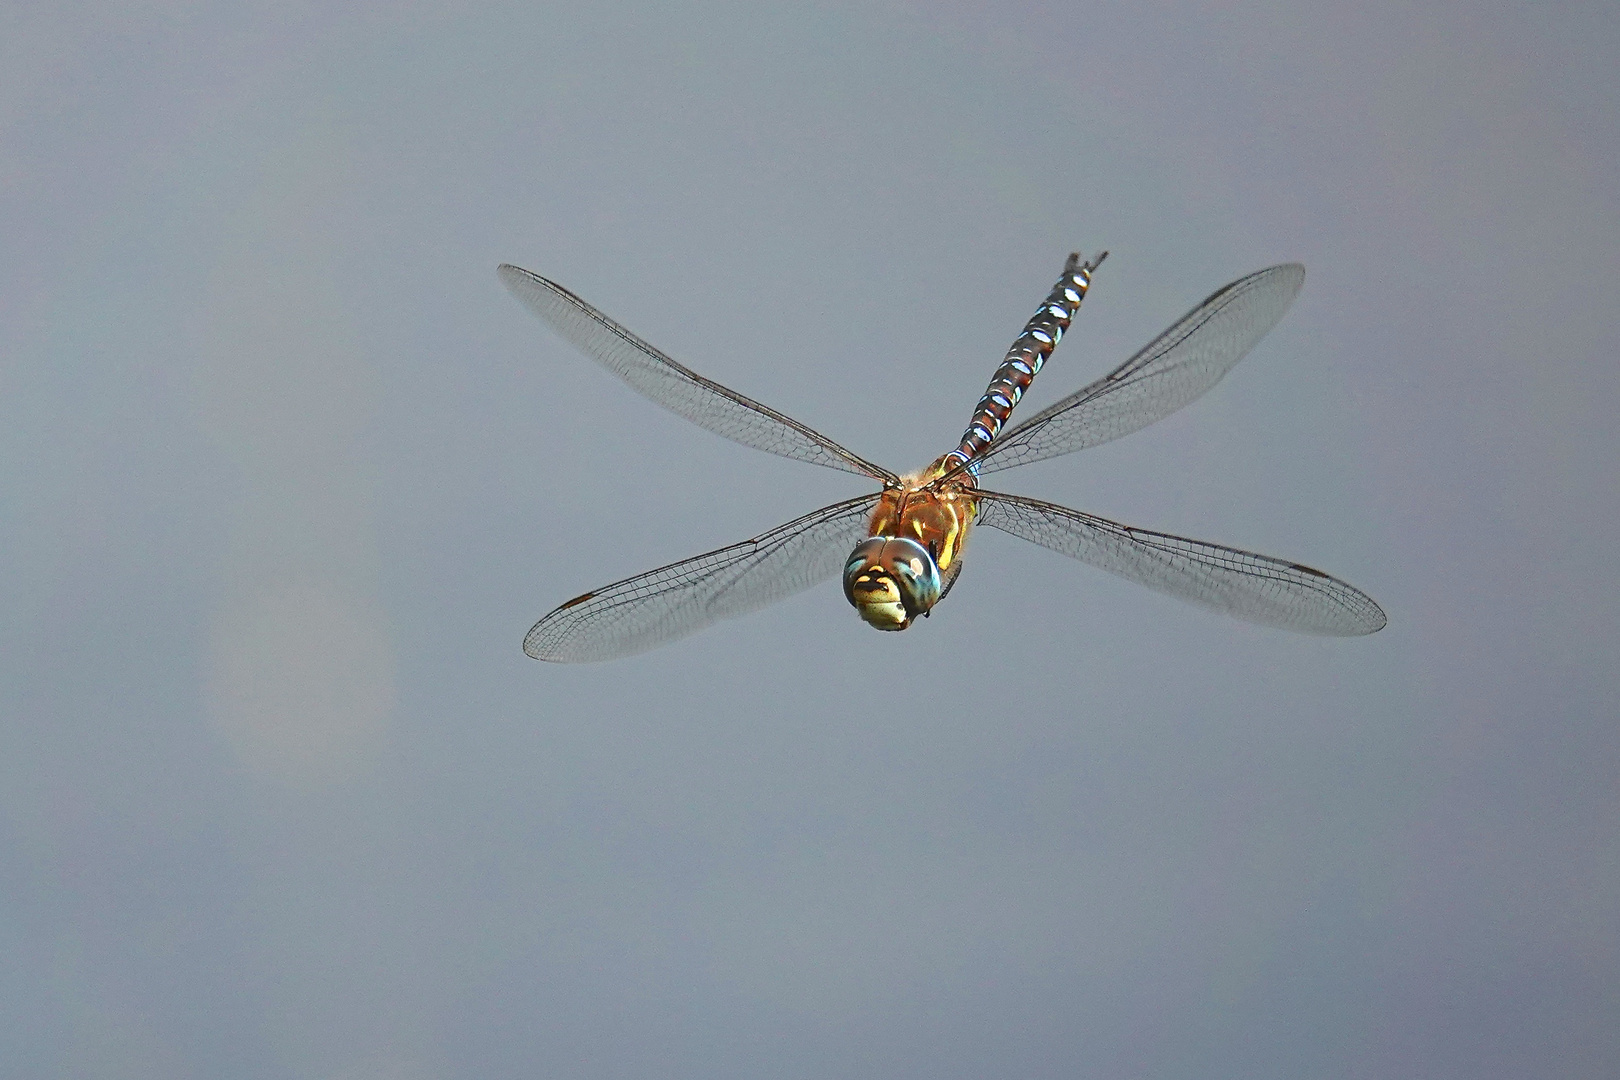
499,264,894,481
974,264,1305,474
525,495,881,662
975,490,1385,635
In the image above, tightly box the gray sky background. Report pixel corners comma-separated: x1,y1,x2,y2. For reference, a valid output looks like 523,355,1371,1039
3,2,1616,1077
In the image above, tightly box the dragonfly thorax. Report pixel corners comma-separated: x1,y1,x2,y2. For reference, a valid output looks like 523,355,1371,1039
843,536,942,631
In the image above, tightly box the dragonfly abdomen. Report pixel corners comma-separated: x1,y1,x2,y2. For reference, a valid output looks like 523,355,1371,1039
943,251,1106,473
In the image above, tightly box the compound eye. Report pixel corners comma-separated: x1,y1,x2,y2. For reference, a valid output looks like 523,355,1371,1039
843,538,893,607
846,538,885,569
880,537,942,615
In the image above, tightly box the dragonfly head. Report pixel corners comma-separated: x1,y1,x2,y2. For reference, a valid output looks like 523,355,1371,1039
842,536,942,631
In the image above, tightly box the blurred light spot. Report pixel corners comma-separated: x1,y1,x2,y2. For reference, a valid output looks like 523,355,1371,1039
206,582,394,783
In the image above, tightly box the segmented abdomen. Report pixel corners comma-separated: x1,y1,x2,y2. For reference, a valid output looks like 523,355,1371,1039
943,252,1103,473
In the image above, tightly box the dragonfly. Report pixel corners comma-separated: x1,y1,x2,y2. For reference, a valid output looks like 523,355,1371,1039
500,252,1385,662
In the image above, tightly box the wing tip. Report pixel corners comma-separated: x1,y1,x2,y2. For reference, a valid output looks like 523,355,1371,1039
522,624,551,660
1279,262,1306,293
1322,596,1387,636
1255,261,1306,294
523,597,598,661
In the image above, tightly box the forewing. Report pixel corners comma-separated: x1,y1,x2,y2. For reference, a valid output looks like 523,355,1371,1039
975,490,1385,635
525,494,882,662
499,264,894,481
975,264,1305,474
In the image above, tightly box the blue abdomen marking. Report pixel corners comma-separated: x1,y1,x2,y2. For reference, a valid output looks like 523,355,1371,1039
949,251,1106,468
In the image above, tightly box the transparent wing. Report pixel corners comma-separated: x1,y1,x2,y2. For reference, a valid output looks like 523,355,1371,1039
975,490,1385,635
499,264,895,482
974,264,1305,475
526,494,881,662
